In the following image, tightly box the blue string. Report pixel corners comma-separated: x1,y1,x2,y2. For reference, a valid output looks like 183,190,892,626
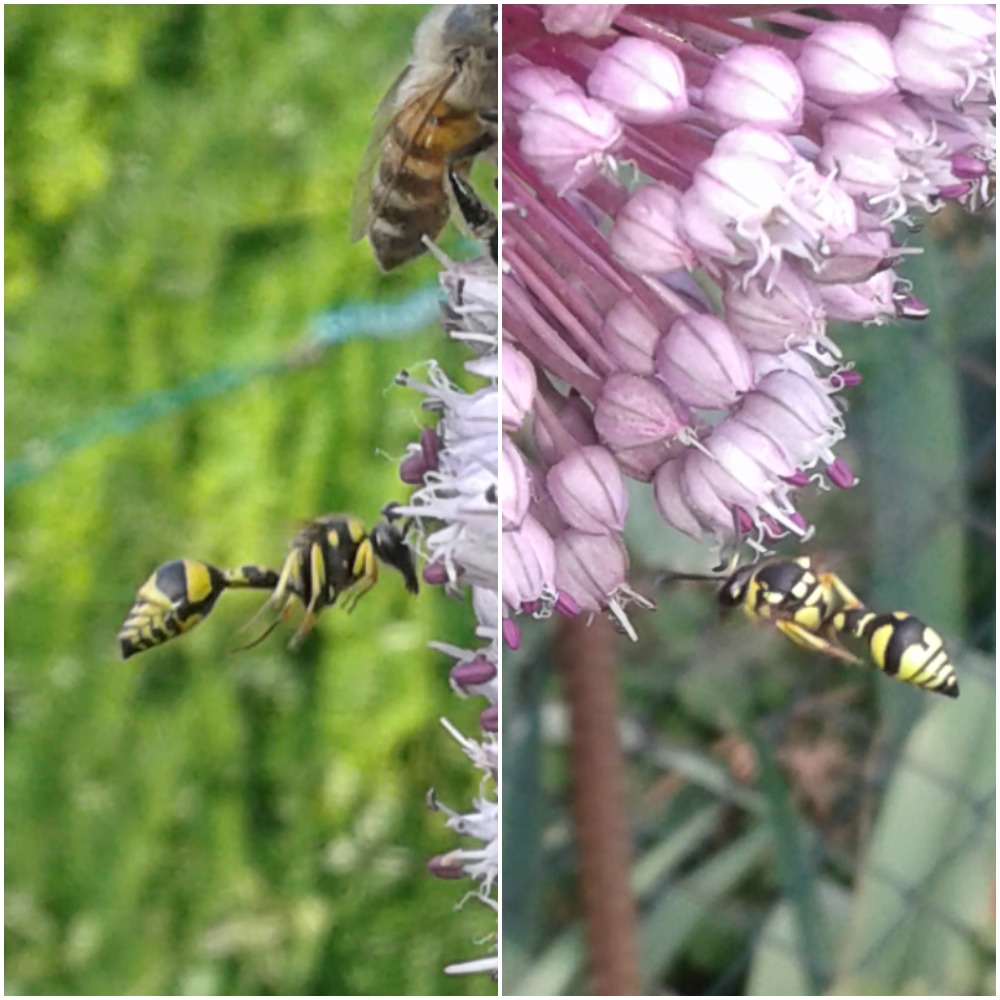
5,286,441,491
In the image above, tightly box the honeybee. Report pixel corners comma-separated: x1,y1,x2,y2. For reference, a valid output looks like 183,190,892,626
351,4,498,271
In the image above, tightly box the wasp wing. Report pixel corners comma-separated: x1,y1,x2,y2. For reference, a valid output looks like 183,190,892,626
348,66,456,243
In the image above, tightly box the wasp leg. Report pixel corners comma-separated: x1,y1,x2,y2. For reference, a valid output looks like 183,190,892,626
775,619,862,664
341,538,379,613
235,551,301,649
285,541,329,650
819,572,865,610
287,605,320,652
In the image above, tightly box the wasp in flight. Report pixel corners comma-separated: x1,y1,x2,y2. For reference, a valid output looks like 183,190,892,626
351,4,498,270
660,556,959,698
118,511,419,659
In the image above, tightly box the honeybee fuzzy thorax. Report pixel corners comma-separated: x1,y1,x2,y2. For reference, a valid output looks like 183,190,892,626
407,4,497,113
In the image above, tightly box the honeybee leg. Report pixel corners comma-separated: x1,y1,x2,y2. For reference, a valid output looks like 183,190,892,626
448,127,497,167
819,572,865,610
775,619,862,664
447,168,497,263
342,539,379,613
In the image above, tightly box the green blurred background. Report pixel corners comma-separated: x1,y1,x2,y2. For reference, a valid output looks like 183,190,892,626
504,211,995,994
6,6,492,995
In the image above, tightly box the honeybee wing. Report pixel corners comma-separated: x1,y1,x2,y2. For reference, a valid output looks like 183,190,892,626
349,64,457,243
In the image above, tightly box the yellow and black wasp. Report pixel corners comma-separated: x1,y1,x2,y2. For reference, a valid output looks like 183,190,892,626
118,511,419,659
659,556,959,698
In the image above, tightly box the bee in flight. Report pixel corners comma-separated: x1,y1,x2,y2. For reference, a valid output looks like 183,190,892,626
351,3,498,271
118,510,419,659
659,556,959,698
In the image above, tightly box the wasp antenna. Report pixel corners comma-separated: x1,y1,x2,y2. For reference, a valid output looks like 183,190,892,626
655,570,724,587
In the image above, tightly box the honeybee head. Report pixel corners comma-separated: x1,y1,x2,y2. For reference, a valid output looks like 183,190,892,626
413,4,497,111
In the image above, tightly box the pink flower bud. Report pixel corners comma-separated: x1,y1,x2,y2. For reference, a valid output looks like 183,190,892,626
806,229,897,286
609,182,696,274
797,22,898,107
428,853,466,880
502,343,537,431
547,445,628,534
653,457,705,540
502,514,557,611
588,38,688,125
713,124,798,165
655,313,754,410
819,105,907,205
601,297,662,374
400,452,428,485
451,656,497,688
826,458,857,489
594,373,688,449
423,561,451,585
613,440,679,483
505,66,582,116
502,618,521,650
738,371,838,468
703,45,803,132
554,529,630,612
723,269,827,353
894,292,930,320
951,153,989,180
893,5,996,99
680,150,787,260
532,392,599,466
818,271,896,322
541,5,624,37
520,90,622,194
677,452,743,535
480,705,498,733
709,417,796,485
399,428,440,483
501,436,531,530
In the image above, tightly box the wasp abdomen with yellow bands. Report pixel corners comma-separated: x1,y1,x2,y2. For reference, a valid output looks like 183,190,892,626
118,559,230,660
833,608,959,699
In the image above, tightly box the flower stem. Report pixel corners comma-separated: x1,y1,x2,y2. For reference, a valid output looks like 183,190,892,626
556,614,641,995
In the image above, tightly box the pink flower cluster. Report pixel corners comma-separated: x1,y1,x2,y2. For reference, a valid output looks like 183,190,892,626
396,251,499,977
501,4,995,642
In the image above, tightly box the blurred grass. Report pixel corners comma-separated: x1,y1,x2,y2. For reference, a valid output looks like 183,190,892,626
6,6,492,995
503,214,995,994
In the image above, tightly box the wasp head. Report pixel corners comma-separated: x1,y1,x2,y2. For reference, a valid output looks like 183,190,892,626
370,517,420,595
